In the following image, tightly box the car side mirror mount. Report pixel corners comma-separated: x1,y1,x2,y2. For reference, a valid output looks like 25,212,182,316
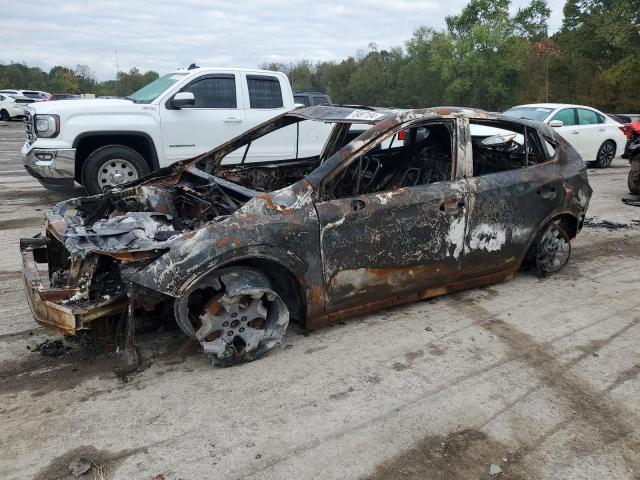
171,91,195,109
549,120,564,128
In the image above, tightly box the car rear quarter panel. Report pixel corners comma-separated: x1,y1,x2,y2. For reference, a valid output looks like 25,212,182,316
543,126,592,229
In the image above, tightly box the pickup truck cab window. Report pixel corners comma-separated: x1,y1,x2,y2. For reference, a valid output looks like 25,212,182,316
294,95,310,106
128,72,189,104
247,75,284,109
182,75,237,109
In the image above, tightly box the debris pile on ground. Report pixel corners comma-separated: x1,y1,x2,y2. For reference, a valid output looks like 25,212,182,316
622,195,640,207
32,339,68,357
583,218,632,230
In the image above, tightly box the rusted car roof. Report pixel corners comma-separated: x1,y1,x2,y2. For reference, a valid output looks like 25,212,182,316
287,105,485,124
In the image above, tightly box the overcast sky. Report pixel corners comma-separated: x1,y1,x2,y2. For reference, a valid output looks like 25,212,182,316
2,0,566,80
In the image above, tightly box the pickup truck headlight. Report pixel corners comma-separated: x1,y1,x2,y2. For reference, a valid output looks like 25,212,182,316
34,114,60,138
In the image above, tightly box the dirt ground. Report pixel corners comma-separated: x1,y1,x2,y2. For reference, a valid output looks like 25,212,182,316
0,120,638,480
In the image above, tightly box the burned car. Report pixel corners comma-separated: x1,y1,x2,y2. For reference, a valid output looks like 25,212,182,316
21,106,592,366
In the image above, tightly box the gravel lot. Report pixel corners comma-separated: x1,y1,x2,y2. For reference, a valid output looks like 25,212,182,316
0,119,638,480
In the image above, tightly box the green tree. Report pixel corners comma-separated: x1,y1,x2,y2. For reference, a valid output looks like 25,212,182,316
48,66,80,93
115,68,159,96
430,0,539,110
75,64,97,93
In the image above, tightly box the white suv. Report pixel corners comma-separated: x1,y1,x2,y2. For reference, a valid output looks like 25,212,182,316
22,68,331,194
503,103,626,167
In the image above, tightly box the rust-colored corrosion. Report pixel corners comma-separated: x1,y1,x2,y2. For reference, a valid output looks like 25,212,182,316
21,105,591,358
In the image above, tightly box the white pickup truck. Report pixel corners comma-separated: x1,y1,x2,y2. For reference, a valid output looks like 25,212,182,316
22,67,330,194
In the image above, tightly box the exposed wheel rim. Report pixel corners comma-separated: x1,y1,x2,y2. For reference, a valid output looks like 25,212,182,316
598,142,615,166
97,158,139,189
536,224,570,274
175,270,289,365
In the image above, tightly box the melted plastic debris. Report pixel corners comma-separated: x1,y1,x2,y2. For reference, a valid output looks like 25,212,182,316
63,212,177,253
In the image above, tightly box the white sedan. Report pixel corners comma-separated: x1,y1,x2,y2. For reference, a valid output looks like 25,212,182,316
0,94,32,121
503,103,626,167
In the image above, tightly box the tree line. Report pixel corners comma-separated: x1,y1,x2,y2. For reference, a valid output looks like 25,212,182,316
0,64,159,98
1,0,638,112
265,0,639,113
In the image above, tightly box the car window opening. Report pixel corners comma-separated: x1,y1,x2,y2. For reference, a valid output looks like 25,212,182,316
211,118,327,192
321,123,453,201
470,121,547,176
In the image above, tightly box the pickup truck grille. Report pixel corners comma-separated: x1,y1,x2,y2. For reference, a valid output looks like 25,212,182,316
24,110,34,144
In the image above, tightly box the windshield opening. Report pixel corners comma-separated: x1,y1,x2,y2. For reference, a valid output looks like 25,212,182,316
128,73,189,104
503,107,553,122
179,117,332,193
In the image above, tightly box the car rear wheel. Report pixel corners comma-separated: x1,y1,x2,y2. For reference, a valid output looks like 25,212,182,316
174,267,289,367
535,221,571,276
0,110,9,121
593,140,616,168
81,145,150,195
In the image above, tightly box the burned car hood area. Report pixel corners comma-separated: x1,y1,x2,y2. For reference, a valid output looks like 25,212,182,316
21,105,592,366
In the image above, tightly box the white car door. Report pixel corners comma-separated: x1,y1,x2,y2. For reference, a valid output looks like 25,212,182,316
548,108,587,157
238,73,296,163
297,121,334,158
574,108,605,160
159,72,247,164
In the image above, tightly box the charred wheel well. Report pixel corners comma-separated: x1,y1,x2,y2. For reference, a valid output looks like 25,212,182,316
524,212,579,264
555,213,579,239
73,132,159,182
219,259,306,326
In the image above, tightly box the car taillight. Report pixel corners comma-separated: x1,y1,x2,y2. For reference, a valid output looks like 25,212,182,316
622,120,640,139
620,125,633,139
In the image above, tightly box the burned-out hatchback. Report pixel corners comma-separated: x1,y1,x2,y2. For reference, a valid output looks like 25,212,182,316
21,106,592,366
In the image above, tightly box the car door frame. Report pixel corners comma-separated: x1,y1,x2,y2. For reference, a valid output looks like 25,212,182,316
574,107,605,160
462,117,563,278
547,107,586,156
236,72,296,163
312,116,473,314
158,71,247,164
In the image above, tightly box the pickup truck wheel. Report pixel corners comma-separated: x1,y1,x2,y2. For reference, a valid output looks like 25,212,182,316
174,267,290,367
593,140,616,168
82,145,150,195
535,221,571,276
0,110,9,121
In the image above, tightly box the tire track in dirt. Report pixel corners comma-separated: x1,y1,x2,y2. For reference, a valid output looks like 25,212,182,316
453,297,640,475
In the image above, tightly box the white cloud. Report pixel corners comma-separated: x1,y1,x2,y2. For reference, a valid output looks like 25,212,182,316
1,0,565,80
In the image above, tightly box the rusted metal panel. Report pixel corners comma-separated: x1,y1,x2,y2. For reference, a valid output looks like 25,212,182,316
315,180,469,313
20,237,128,335
19,105,592,345
313,267,518,330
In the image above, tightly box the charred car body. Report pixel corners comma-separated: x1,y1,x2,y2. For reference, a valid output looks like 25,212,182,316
21,106,592,366
620,120,640,195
